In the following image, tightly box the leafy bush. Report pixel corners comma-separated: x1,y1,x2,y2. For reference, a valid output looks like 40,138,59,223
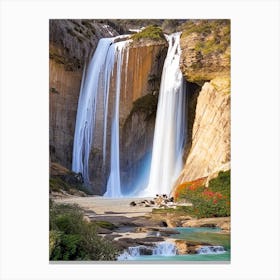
131,25,165,42
49,203,119,261
175,170,230,218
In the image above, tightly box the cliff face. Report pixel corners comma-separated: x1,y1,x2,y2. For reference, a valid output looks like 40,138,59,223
49,20,118,170
177,19,231,186
180,20,230,85
177,78,230,184
49,59,82,167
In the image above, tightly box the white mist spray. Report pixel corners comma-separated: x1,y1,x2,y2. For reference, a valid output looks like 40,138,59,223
143,33,186,196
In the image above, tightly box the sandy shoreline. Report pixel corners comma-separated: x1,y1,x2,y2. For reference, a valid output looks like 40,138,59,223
54,196,155,217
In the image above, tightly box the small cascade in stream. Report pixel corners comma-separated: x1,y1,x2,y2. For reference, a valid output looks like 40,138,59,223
196,246,226,255
117,242,177,260
142,32,186,196
152,241,178,256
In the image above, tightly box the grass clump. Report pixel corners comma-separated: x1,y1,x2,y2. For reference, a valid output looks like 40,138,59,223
49,202,119,261
131,25,165,42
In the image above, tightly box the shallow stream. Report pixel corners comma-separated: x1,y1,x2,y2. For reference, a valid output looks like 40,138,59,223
118,227,230,262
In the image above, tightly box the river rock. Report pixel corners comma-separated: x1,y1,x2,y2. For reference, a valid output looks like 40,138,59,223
96,227,113,234
175,240,212,255
115,236,165,251
182,217,230,229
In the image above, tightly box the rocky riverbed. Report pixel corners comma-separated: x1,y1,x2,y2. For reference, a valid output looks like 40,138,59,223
53,195,230,257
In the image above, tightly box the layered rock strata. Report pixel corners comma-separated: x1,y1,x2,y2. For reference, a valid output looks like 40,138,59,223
176,19,231,186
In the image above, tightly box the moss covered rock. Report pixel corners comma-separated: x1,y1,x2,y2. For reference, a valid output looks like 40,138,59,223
179,19,230,85
130,25,167,47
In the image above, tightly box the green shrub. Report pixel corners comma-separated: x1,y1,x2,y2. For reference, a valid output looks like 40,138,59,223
49,230,83,260
131,25,165,42
177,170,230,218
49,203,119,261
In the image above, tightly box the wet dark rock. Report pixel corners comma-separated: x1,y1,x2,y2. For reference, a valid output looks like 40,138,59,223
96,227,113,234
104,234,122,241
200,223,216,228
115,236,165,251
159,221,168,227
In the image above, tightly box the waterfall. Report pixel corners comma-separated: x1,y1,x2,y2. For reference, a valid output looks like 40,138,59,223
152,241,177,256
72,36,128,191
117,242,177,260
72,38,114,183
104,40,128,197
72,31,186,197
143,32,186,196
196,246,226,255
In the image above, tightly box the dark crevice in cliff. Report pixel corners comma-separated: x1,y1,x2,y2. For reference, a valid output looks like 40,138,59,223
183,81,201,162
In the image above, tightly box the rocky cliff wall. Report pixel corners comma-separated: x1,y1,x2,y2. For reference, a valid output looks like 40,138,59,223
176,19,231,186
49,57,83,168
177,78,230,184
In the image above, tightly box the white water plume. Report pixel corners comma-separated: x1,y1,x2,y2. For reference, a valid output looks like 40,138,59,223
104,40,129,197
117,242,177,260
72,38,114,183
143,32,186,196
72,36,129,193
196,246,226,255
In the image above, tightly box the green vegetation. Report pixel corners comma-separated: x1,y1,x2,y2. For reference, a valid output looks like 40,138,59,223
131,25,165,42
208,170,230,198
127,93,158,122
181,19,230,56
50,87,59,94
93,221,118,230
171,170,230,218
49,202,119,261
49,175,92,196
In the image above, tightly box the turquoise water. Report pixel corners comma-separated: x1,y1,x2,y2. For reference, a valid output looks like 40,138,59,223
125,251,230,261
118,227,230,262
174,227,231,250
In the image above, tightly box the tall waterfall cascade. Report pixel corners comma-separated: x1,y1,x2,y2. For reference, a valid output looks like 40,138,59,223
142,32,186,196
72,32,186,197
72,36,129,196
103,40,129,197
72,38,114,183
